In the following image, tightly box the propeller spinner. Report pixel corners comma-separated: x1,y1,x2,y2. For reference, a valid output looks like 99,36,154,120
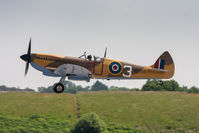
20,38,31,76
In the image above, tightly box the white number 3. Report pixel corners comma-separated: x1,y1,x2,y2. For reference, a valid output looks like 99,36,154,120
123,65,132,77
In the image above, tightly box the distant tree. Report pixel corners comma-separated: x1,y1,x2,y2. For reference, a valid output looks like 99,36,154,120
162,80,180,91
0,85,34,92
66,88,78,94
38,86,54,93
64,81,76,89
65,83,89,94
187,86,199,93
130,88,140,91
109,86,136,91
141,80,185,92
109,86,119,91
142,80,162,91
0,85,7,91
182,86,188,91
23,87,35,92
118,87,129,91
78,86,90,92
91,81,108,91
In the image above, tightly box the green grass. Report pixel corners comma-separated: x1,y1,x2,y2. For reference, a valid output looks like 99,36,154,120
0,92,77,121
77,91,199,132
1,91,199,132
0,114,71,133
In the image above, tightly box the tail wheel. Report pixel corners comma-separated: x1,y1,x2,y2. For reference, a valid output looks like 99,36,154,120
53,83,65,93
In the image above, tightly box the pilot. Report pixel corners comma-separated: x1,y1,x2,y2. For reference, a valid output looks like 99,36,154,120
87,55,92,61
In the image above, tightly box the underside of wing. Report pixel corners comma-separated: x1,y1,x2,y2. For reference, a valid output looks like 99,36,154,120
54,64,92,82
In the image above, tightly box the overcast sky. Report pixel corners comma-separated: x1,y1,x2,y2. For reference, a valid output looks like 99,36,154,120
0,0,199,90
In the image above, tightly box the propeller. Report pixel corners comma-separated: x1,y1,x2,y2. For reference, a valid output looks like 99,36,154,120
104,47,107,58
20,38,32,76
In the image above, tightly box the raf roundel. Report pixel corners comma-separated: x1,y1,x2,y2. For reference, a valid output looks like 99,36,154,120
109,62,123,75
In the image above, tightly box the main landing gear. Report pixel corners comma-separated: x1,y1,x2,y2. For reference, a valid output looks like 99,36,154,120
53,83,65,93
53,76,66,93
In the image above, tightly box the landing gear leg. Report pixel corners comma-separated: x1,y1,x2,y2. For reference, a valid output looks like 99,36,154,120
53,76,66,93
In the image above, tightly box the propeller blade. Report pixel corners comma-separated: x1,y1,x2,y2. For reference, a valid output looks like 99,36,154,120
27,38,31,55
104,47,107,58
21,38,32,76
25,61,30,76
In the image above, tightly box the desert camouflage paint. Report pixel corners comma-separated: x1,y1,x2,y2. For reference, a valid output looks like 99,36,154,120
30,51,174,80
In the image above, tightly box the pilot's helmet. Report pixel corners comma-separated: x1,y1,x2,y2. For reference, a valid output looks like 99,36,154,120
87,55,92,60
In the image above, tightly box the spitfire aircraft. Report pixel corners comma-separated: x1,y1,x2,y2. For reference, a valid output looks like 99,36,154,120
20,39,175,93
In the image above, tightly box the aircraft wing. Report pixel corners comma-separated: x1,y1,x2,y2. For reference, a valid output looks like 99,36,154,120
54,64,91,82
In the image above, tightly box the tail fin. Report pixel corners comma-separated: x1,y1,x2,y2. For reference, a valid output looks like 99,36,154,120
150,51,175,79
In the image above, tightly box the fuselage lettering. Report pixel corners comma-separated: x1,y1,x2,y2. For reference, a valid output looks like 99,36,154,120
123,65,132,77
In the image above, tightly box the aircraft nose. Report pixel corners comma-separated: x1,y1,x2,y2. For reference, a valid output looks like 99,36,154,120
20,54,31,62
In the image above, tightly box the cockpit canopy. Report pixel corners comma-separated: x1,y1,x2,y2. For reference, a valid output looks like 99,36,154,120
78,52,103,62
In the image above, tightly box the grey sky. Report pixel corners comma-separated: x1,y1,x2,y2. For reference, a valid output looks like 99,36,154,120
0,0,199,89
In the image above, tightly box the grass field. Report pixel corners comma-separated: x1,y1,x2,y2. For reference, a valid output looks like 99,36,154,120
77,91,199,132
0,92,77,121
1,91,199,132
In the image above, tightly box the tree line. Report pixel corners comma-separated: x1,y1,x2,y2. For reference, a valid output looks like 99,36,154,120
0,85,34,92
142,80,199,93
0,80,199,94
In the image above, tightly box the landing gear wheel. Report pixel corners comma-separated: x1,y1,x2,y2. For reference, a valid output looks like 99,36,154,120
53,83,65,93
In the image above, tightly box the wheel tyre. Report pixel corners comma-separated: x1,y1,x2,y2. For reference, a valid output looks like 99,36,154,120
53,83,65,93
